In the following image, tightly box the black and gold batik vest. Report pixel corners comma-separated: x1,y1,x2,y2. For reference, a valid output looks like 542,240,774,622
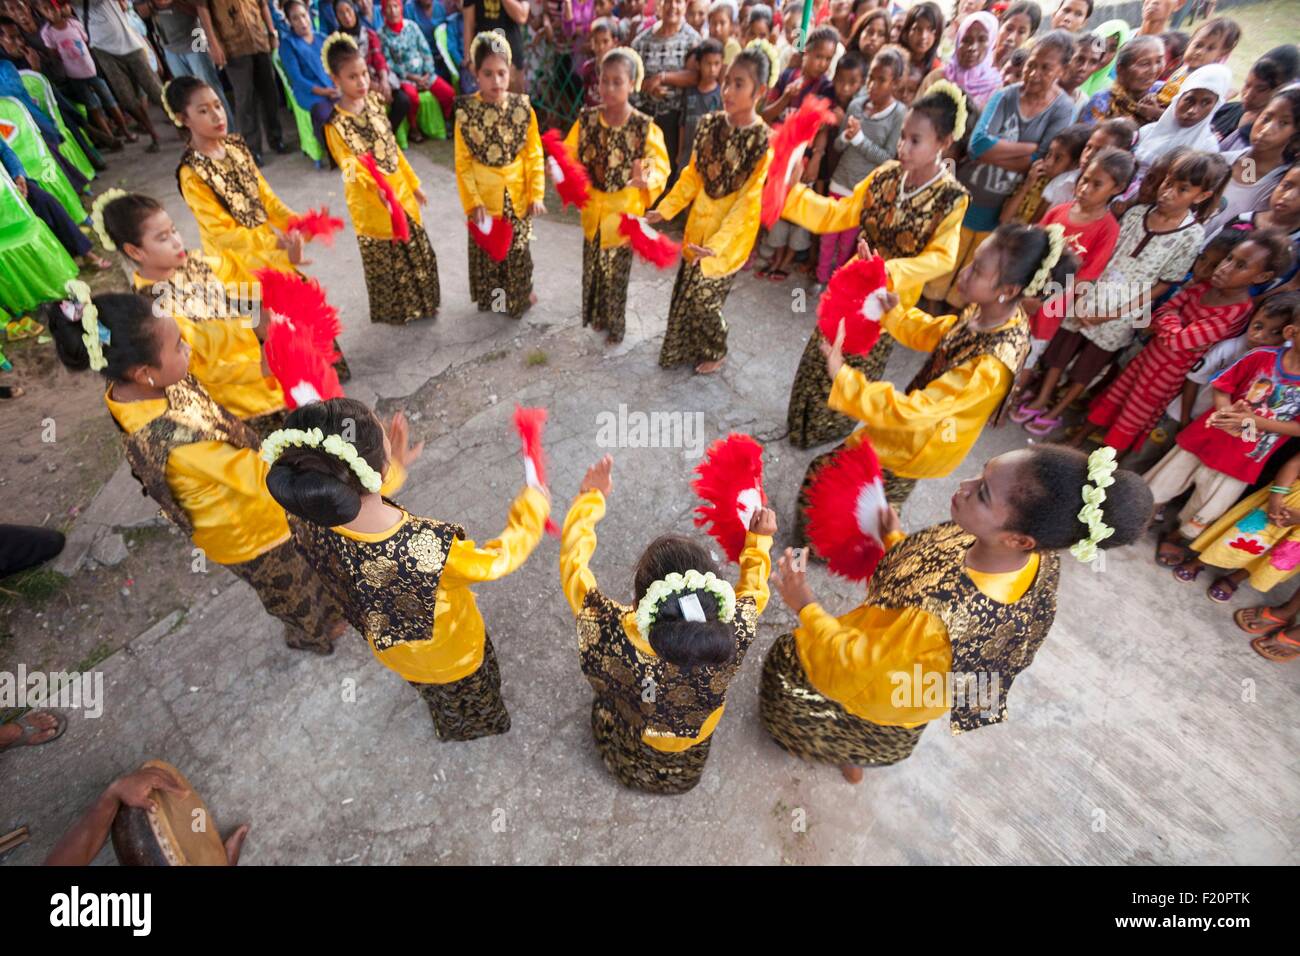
857,160,968,259
576,589,759,742
455,92,533,167
867,522,1060,733
289,511,464,651
328,92,400,174
118,376,259,535
575,106,651,192
691,111,769,200
906,305,1030,398
176,135,267,228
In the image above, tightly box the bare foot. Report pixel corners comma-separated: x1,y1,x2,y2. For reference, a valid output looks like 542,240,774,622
529,292,538,307
223,823,250,865
840,765,864,784
694,358,725,374
80,252,112,271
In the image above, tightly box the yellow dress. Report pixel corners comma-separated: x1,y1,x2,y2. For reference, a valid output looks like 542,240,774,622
1192,480,1300,592
794,534,1040,727
336,486,550,684
177,136,299,287
561,109,670,249
830,304,1026,479
132,264,285,422
560,488,772,752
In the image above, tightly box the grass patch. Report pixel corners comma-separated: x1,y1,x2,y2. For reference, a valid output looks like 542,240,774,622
0,569,67,607
525,349,549,367
483,348,510,362
122,525,169,549
74,641,114,673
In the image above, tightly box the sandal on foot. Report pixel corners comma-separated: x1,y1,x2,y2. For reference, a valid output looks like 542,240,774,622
1010,401,1043,424
1233,606,1292,635
1250,632,1300,663
1172,562,1203,583
766,268,790,282
1024,414,1063,436
1207,577,1239,603
0,709,67,750
1156,539,1188,567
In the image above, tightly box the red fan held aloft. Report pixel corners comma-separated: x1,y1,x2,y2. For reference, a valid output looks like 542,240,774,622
761,95,834,229
806,440,889,582
692,434,766,564
513,405,560,536
541,128,590,209
618,214,680,268
817,253,889,356
284,207,345,245
254,268,344,409
468,209,513,262
358,153,410,242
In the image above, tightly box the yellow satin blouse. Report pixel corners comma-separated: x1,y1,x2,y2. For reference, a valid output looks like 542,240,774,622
796,535,1040,727
560,489,773,751
336,486,550,684
782,173,967,310
178,157,298,286
561,113,670,248
453,97,546,218
653,123,773,278
133,268,285,421
831,306,1023,479
324,119,425,240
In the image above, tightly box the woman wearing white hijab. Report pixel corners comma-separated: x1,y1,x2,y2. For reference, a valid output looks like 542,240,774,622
1134,64,1233,172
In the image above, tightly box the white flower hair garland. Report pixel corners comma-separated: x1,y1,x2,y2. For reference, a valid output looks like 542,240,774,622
63,279,108,372
1023,223,1067,298
260,427,382,494
634,570,737,638
1070,446,1118,564
90,188,128,250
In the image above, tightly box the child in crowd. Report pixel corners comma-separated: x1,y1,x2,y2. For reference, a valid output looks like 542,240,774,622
36,0,134,148
1050,0,1092,33
1041,117,1137,209
743,3,773,44
324,32,440,326
1212,45,1299,149
1131,64,1231,190
1061,32,1106,110
560,454,775,793
565,46,670,343
1027,150,1227,435
266,397,549,741
1217,164,1300,296
1147,16,1239,110
899,1,944,103
679,39,725,168
581,18,620,106
816,48,892,290
1082,231,1294,454
1000,123,1091,226
1158,30,1188,83
1001,46,1028,86
646,45,773,374
1205,89,1300,237
992,0,1039,70
708,0,742,65
686,0,709,32
1150,293,1300,568
454,31,546,319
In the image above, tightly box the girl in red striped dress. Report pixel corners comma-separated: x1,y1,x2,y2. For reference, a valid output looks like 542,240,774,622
1084,232,1295,454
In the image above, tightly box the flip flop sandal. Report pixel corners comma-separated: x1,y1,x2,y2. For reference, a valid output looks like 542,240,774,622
754,263,775,277
1010,401,1043,424
1172,563,1203,583
1,710,66,749
1207,578,1239,603
1233,606,1292,635
766,269,790,282
1024,414,1063,436
1250,632,1300,663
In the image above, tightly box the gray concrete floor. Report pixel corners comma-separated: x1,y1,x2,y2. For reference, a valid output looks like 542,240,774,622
2,132,1297,865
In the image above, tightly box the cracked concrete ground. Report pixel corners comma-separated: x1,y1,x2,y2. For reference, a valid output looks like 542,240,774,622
1,137,1296,866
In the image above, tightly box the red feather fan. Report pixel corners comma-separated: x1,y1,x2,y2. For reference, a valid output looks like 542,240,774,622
541,128,590,209
761,95,834,228
618,214,680,268
358,152,410,242
284,207,345,245
805,440,889,582
513,405,560,536
816,253,890,356
692,434,766,564
468,210,514,262
254,268,345,409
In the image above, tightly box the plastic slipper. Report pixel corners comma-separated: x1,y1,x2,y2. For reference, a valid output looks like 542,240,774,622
1024,414,1063,436
0,710,66,750
1172,563,1203,583
1233,606,1292,635
1207,578,1239,603
1250,632,1300,663
1010,401,1043,424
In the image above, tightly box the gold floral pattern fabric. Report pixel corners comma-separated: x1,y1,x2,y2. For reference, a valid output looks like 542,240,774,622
904,304,1029,423
357,231,440,324
786,330,890,449
658,259,734,366
589,698,712,794
328,93,401,174
288,508,465,653
456,92,533,167
856,160,968,258
409,636,511,741
177,136,267,229
760,633,927,766
868,522,1060,733
580,237,632,342
692,111,770,200
467,192,533,318
120,376,259,535
576,587,758,742
227,538,348,653
575,106,650,192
